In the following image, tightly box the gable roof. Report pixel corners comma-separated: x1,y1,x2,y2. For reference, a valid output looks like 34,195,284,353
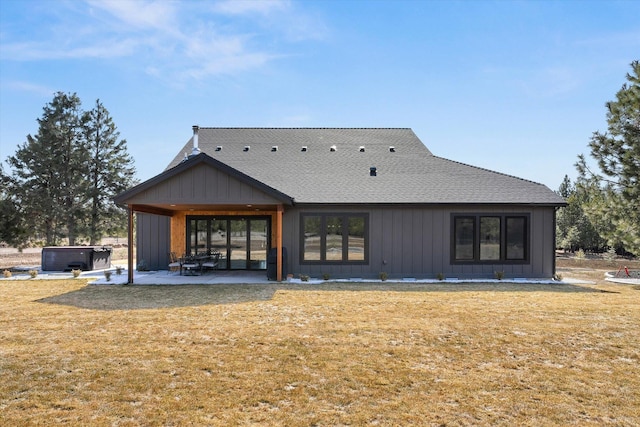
164,128,564,206
114,151,294,208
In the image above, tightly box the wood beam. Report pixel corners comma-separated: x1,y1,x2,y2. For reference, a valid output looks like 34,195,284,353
127,206,134,284
130,204,174,217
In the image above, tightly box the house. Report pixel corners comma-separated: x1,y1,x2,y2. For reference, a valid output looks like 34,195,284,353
114,127,565,283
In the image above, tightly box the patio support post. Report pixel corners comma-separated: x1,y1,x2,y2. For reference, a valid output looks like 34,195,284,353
127,206,134,284
277,205,283,281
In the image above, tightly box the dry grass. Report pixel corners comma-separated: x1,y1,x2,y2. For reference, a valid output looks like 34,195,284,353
1,273,639,425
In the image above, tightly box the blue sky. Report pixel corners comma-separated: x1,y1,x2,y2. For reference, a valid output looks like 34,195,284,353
1,0,638,191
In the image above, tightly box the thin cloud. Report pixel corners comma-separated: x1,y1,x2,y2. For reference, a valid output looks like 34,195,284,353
3,80,55,97
0,0,327,83
86,0,178,30
1,38,139,61
212,0,290,16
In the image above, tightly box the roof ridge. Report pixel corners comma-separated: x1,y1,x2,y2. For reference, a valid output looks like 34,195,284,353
432,155,547,187
196,127,413,130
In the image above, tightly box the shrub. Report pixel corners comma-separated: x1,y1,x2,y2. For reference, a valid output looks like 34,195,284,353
575,248,586,260
137,259,148,272
299,274,310,282
104,271,112,281
115,266,123,275
322,273,330,280
436,272,444,281
3,270,12,278
604,247,617,264
28,270,38,278
494,271,504,280
379,272,388,281
71,269,82,278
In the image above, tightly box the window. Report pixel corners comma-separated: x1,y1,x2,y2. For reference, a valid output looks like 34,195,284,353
452,214,528,263
480,217,501,260
454,217,475,261
301,213,368,263
506,217,526,260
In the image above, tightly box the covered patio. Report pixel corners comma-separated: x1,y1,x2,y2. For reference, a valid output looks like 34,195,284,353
114,153,293,285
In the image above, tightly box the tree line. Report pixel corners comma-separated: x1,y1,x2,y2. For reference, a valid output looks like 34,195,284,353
557,60,639,256
0,92,136,247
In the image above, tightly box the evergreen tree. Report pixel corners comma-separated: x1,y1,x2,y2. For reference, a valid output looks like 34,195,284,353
576,60,640,255
3,93,136,247
555,175,606,252
83,100,136,244
0,166,27,247
7,92,87,245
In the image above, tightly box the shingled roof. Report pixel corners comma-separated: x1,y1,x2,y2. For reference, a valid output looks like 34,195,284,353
165,128,565,205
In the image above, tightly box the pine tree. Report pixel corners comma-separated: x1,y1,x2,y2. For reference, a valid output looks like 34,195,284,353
555,175,606,252
576,60,640,255
0,166,27,247
83,100,136,244
7,92,88,245
4,93,136,247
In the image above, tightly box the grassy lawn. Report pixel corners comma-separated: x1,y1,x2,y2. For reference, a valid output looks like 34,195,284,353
1,278,639,426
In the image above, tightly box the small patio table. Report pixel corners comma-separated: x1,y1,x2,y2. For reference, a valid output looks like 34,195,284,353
180,255,210,276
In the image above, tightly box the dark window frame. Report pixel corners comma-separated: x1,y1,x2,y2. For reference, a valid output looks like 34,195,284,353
300,213,369,265
451,213,530,264
186,215,271,270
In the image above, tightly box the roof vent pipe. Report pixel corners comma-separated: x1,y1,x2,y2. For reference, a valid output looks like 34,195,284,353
370,167,377,176
191,125,200,156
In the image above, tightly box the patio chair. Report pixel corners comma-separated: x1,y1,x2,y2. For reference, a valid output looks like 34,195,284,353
201,250,220,273
168,252,181,273
180,254,201,276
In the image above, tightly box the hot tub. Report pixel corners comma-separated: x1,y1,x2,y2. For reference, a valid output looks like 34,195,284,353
41,246,112,271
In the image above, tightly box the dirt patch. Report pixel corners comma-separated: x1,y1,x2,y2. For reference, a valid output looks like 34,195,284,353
556,252,640,270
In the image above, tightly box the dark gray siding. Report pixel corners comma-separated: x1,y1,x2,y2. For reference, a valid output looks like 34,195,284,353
126,163,283,206
134,204,556,279
136,213,170,271
283,205,556,280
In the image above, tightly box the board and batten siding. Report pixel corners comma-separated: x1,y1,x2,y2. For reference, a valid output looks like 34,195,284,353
283,205,556,280
135,203,556,279
136,213,170,271
125,163,283,206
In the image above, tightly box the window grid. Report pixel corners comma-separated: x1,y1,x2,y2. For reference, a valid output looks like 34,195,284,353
452,214,529,264
301,213,368,264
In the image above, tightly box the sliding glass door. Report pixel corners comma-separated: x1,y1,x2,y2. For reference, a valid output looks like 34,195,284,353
229,219,247,269
250,219,268,269
186,216,270,270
